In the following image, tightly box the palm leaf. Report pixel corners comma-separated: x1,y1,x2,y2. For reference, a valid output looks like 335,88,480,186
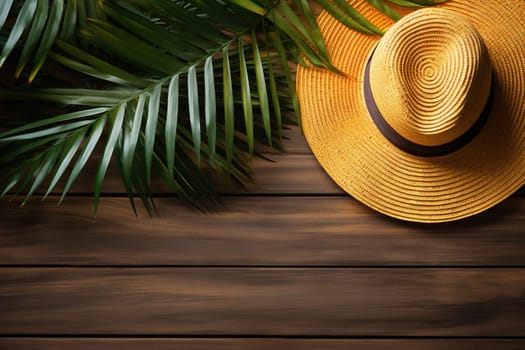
0,0,37,68
0,0,441,213
28,0,63,82
15,0,48,77
165,75,179,177
204,57,217,161
93,103,126,213
0,0,15,30
367,0,403,20
144,84,162,187
238,37,254,158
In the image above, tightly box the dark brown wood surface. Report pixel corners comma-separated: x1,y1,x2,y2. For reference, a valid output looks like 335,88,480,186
2,268,525,336
1,126,524,348
1,197,525,266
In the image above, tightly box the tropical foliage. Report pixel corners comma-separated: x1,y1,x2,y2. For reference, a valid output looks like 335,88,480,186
0,0,438,214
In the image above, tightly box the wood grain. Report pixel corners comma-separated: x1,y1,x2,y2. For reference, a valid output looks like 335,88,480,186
1,339,524,350
1,268,525,336
17,147,524,197
1,197,525,266
2,124,524,346
0,126,324,195
6,125,523,196
58,154,342,195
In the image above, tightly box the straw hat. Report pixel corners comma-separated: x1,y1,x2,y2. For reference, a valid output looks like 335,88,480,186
297,0,525,223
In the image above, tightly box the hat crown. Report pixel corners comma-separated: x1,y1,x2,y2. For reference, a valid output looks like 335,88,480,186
369,8,492,147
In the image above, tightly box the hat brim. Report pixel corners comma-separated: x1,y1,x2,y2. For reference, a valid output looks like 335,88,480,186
297,0,525,223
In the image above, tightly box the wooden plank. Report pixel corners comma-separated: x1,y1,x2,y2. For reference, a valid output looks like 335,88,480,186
61,153,341,195
29,152,525,195
269,126,312,154
0,126,320,195
13,154,524,197
66,123,525,195
4,124,523,195
1,197,525,266
209,154,341,194
1,268,525,336
1,339,524,350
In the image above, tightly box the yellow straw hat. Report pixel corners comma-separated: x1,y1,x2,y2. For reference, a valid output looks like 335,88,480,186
297,0,525,223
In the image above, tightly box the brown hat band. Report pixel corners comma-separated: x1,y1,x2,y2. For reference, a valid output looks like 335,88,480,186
363,52,493,157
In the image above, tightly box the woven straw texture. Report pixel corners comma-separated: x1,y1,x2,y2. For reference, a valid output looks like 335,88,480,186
369,9,492,147
297,0,525,223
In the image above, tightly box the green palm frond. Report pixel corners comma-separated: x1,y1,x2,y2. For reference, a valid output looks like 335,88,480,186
0,0,441,214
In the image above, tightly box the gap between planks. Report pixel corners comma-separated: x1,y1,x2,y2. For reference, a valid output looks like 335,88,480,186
1,338,525,350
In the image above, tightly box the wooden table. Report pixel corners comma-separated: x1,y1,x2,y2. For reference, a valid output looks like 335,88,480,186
1,127,524,349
